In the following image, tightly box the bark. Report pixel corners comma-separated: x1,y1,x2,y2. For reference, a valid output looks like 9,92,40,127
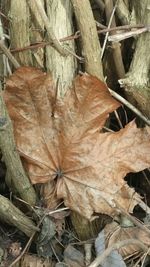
0,194,39,237
29,0,45,68
71,0,104,79
0,83,37,206
9,0,32,66
46,0,76,97
116,0,130,25
119,0,150,118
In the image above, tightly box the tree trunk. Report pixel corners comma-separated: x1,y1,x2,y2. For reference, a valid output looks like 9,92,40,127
46,0,76,97
119,0,150,118
9,0,32,66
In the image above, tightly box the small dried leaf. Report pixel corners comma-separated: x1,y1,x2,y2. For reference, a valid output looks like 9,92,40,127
5,67,150,219
104,222,150,258
95,230,127,267
21,254,55,267
64,245,84,267
37,216,56,258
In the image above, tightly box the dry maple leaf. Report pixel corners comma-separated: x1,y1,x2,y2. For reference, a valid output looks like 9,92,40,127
4,67,150,219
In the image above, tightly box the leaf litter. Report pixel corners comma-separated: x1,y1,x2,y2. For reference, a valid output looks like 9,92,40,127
4,66,150,220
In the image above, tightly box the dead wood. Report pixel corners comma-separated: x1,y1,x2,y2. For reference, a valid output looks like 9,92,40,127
0,194,39,237
104,0,125,79
70,0,105,240
119,0,150,118
0,82,36,206
9,0,32,66
116,0,130,25
27,0,69,57
45,0,76,96
71,0,104,79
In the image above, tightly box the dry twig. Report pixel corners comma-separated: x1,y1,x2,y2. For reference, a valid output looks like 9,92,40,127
109,88,150,126
0,40,20,68
101,0,119,59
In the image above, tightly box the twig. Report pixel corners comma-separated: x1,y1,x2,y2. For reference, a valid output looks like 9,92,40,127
141,248,150,267
9,213,46,267
142,171,150,187
133,253,146,267
101,0,119,59
103,126,114,132
0,194,39,237
46,207,69,216
27,0,68,56
109,88,150,126
108,27,149,42
0,40,20,68
51,243,61,263
89,239,149,267
0,11,10,21
98,23,145,34
104,0,125,78
9,207,69,266
0,25,144,56
114,110,123,128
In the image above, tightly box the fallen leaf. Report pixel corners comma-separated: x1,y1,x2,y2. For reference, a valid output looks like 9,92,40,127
21,254,55,267
37,216,56,258
4,67,150,219
104,221,150,258
64,245,84,267
95,229,127,267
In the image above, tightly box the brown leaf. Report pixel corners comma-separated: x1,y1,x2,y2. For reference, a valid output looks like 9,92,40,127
21,254,55,267
104,222,150,258
4,67,150,219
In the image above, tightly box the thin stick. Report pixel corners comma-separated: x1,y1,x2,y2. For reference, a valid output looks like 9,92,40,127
3,25,145,55
9,212,47,267
104,0,125,78
98,24,145,34
103,126,114,132
46,207,69,216
27,0,68,56
0,40,20,69
108,27,149,42
89,239,149,267
101,0,119,59
141,248,150,267
109,88,150,126
114,110,123,128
